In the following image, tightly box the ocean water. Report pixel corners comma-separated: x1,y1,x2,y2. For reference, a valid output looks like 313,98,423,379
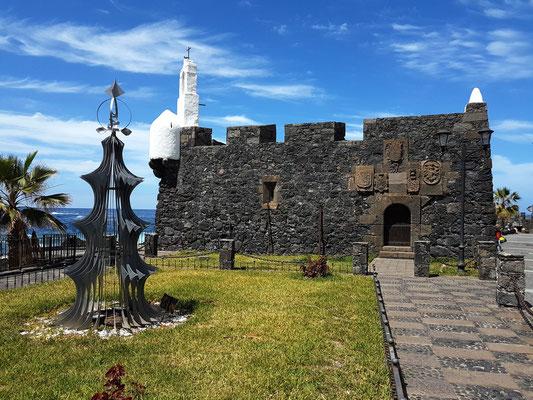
33,208,156,237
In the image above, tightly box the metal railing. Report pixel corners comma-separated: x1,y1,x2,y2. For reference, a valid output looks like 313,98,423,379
0,233,85,272
0,265,66,290
373,270,408,400
513,277,533,332
234,254,353,274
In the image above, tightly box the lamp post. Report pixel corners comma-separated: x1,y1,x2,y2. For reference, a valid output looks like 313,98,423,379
436,127,493,274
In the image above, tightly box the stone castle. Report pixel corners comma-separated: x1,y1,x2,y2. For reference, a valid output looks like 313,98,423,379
149,58,495,257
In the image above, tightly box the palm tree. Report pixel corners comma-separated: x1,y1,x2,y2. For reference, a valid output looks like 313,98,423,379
494,187,521,228
0,151,71,269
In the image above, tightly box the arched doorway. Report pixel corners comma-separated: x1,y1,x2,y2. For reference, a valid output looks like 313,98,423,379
384,204,411,246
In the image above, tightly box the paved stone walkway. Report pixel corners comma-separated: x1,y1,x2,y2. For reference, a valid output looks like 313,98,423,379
379,274,533,399
371,257,415,277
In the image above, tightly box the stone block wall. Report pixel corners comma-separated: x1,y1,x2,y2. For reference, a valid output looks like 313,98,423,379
152,103,495,256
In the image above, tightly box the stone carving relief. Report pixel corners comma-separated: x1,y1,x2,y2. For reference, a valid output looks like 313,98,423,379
374,173,388,193
384,139,408,173
407,166,420,193
355,166,374,192
421,160,441,185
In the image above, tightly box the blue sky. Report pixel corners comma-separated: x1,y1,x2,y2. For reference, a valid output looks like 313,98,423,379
0,0,533,211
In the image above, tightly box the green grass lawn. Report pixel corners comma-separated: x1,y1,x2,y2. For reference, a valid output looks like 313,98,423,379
0,269,390,399
430,258,478,277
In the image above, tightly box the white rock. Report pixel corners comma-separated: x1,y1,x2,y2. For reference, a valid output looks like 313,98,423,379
177,59,200,127
149,109,181,160
468,87,484,103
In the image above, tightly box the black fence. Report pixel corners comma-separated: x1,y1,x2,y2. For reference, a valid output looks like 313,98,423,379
0,265,66,291
0,233,85,272
144,252,355,274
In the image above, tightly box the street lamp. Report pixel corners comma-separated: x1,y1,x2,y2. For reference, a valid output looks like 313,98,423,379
437,127,493,274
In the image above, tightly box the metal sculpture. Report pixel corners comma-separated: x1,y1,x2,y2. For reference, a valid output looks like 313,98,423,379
57,81,159,329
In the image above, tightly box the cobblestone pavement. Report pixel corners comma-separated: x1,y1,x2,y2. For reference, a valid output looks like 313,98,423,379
371,257,415,276
379,274,533,399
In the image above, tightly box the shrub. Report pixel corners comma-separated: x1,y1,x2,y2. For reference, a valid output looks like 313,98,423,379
300,256,329,278
91,365,146,400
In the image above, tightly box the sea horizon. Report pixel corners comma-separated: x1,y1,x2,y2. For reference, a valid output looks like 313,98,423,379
1,207,156,237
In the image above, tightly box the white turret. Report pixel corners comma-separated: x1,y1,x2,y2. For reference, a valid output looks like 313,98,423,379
464,87,484,112
468,87,484,103
149,110,180,160
177,58,200,127
149,57,201,161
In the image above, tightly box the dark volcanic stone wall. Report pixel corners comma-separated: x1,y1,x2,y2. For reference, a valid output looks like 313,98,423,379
153,102,495,257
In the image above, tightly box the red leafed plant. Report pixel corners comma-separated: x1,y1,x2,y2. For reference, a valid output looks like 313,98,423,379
300,256,329,278
91,365,146,400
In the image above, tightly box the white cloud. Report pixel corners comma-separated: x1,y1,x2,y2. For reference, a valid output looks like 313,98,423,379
388,25,533,80
491,119,533,144
461,0,533,18
391,42,426,52
493,120,533,131
0,18,268,78
311,23,349,36
342,111,404,119
392,24,421,31
274,25,288,35
0,77,91,93
0,76,158,98
201,114,260,126
0,111,156,207
484,8,513,18
233,83,324,100
492,154,533,211
345,123,363,140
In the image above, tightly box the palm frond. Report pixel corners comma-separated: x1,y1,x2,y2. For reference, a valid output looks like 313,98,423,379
33,193,72,208
24,151,38,175
29,165,57,185
21,207,67,232
0,152,70,235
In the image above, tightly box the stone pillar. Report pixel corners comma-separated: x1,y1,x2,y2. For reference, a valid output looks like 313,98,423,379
219,239,235,270
414,241,430,277
497,254,525,307
144,233,158,257
353,242,368,275
477,241,497,280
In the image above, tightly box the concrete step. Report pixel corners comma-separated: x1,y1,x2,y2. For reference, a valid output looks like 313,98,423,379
378,250,415,259
382,246,413,252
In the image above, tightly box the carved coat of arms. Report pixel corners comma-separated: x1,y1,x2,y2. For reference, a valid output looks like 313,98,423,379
421,160,441,185
374,173,388,193
356,166,374,191
384,139,407,173
407,167,420,193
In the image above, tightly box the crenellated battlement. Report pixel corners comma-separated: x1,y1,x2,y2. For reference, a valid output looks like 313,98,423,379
182,121,348,147
227,124,276,145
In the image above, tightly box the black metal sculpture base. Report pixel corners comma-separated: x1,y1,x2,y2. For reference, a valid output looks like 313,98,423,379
57,133,160,329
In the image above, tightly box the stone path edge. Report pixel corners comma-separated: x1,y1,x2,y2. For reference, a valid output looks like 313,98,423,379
373,271,409,400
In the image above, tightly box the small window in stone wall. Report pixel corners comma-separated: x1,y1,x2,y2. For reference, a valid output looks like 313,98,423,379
260,175,280,209
263,182,276,203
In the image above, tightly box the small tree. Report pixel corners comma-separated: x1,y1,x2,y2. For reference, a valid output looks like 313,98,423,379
0,151,71,269
494,187,521,227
